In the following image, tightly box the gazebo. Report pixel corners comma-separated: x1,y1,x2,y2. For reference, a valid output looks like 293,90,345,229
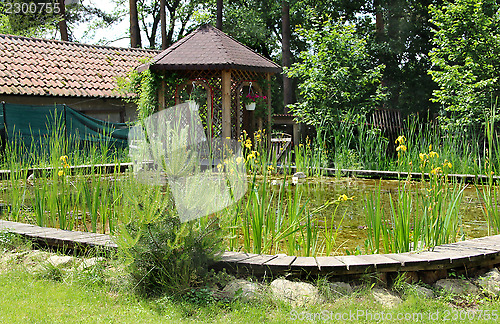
137,24,281,140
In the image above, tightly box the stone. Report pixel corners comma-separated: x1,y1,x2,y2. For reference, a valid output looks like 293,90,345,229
324,282,354,298
476,268,500,296
270,278,321,307
293,172,306,179
434,279,480,296
407,285,435,299
222,279,260,301
372,288,402,308
46,255,75,268
77,257,106,271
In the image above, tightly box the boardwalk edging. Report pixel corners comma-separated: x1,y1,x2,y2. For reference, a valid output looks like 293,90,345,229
2,219,499,279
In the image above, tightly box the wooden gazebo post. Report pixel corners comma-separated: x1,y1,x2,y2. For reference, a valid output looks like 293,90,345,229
222,70,232,139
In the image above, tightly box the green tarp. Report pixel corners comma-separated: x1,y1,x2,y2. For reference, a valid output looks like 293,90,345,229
1,103,130,150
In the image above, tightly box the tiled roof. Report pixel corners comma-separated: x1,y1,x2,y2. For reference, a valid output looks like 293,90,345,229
139,24,281,73
0,34,158,98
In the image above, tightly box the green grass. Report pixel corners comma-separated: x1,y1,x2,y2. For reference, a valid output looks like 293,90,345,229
1,267,500,323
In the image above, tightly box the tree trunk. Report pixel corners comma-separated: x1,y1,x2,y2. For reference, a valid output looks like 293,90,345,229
129,0,142,48
216,0,223,30
160,0,167,49
58,0,69,41
282,0,293,113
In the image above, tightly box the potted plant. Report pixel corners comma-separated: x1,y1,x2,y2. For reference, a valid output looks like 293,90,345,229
242,93,267,112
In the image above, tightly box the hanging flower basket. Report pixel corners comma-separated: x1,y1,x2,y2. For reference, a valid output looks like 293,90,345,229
245,102,256,111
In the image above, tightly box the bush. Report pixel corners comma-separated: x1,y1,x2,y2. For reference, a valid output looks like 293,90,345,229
122,215,223,298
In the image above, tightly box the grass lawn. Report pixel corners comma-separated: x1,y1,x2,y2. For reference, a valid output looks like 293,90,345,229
1,268,500,323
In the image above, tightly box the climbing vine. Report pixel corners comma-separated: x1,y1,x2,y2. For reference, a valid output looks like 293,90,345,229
117,61,180,122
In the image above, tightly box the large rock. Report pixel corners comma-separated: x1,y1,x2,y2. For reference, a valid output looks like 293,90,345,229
372,288,402,308
324,282,354,298
222,279,260,301
270,278,321,307
476,268,500,296
410,285,435,299
434,279,480,296
77,257,105,271
46,255,75,268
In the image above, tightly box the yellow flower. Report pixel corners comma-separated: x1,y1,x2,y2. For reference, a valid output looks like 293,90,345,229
236,156,244,164
244,139,252,149
338,194,354,202
217,163,223,171
395,135,406,145
431,167,442,175
247,153,255,161
443,160,452,169
396,145,407,152
419,153,427,161
267,165,274,171
58,170,64,177
429,151,439,158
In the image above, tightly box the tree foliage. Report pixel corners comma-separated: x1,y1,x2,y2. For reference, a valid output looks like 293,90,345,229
286,18,385,129
429,0,500,131
0,0,116,40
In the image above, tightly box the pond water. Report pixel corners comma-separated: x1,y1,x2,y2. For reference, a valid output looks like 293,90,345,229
271,176,489,254
0,173,491,256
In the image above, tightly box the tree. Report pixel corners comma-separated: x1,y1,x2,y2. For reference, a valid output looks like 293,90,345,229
0,1,116,41
58,0,69,41
428,0,500,131
368,0,441,117
130,0,142,47
282,0,293,113
286,18,385,131
216,0,223,30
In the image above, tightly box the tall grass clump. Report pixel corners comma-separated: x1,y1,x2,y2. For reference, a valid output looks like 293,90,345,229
364,141,466,254
476,103,500,235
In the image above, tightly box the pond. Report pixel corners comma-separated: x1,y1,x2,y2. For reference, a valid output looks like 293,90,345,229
0,172,492,256
287,177,488,254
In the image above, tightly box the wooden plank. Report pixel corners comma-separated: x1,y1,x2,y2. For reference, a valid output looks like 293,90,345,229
384,253,430,267
448,240,500,252
219,252,258,263
263,254,296,267
238,254,277,266
431,246,485,262
315,256,347,272
433,245,496,257
355,254,402,271
290,257,318,268
335,255,377,273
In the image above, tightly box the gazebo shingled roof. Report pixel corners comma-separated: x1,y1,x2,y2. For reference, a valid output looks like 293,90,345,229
138,24,281,140
138,24,281,73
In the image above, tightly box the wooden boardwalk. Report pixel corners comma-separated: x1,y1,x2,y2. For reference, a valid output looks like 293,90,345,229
280,166,500,184
0,220,117,251
2,219,500,280
2,162,499,184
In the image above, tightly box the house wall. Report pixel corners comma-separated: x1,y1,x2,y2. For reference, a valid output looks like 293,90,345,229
0,95,138,123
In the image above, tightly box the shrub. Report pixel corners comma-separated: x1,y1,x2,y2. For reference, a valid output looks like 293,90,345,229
121,215,223,298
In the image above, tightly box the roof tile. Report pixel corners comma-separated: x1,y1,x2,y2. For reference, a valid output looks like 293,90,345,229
0,34,157,98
